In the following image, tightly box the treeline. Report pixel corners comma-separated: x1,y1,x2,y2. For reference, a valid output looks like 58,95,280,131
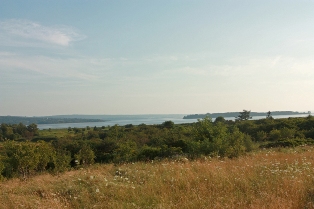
0,123,39,140
183,111,307,119
235,115,314,147
1,116,314,179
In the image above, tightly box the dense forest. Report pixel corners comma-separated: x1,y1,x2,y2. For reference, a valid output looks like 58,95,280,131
0,112,314,179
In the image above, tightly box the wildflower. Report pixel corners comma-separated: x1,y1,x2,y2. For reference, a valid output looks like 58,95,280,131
96,188,99,193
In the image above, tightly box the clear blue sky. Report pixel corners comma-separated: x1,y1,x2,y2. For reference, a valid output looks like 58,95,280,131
1,0,314,116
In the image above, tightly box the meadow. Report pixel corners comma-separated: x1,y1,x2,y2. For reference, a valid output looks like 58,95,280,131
1,147,314,209
1,115,314,208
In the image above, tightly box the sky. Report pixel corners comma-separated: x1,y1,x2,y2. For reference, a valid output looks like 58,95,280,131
0,0,314,116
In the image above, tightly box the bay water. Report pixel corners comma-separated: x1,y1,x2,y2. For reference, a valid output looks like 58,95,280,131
37,114,310,130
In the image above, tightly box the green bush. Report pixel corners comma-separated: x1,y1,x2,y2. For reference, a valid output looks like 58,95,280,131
2,141,60,178
162,121,175,129
0,158,4,180
269,129,281,141
186,140,201,159
113,141,138,163
225,128,246,158
261,138,314,148
52,150,71,173
256,131,267,141
3,141,40,178
138,146,162,160
74,144,95,165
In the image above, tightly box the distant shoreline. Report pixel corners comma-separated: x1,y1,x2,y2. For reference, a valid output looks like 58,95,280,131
183,111,309,119
0,111,311,127
0,116,106,125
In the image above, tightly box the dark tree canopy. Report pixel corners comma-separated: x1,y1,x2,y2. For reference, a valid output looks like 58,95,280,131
235,110,252,121
266,111,273,119
162,120,175,129
214,116,226,123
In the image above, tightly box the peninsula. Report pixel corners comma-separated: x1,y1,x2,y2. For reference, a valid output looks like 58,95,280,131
183,111,308,119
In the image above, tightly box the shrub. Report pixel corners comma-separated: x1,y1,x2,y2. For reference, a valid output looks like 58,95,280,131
3,141,40,178
225,127,246,158
0,158,4,180
138,146,162,160
162,121,175,129
260,138,314,148
74,144,95,165
52,150,71,173
113,141,138,163
256,131,267,141
269,129,281,141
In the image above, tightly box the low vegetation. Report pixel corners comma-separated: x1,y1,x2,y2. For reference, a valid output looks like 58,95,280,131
1,114,314,179
1,147,314,208
1,113,314,207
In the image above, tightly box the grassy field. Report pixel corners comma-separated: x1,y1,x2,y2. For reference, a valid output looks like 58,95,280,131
1,147,314,208
39,128,74,138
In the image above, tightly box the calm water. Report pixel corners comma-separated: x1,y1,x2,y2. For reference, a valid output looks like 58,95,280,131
38,114,191,129
37,114,310,130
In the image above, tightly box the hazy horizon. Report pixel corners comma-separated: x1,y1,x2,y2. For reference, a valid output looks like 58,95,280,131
1,110,312,118
1,1,314,116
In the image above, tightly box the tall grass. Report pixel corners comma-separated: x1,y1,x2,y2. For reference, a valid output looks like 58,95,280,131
1,147,314,208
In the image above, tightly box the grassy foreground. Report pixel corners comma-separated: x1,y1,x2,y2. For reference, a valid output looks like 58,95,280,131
1,147,314,209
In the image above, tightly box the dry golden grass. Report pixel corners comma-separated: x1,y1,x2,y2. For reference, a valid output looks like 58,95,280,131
2,147,314,208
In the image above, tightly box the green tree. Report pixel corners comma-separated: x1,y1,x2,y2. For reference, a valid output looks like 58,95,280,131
108,125,125,140
162,121,175,129
186,140,201,159
27,123,39,136
0,157,5,180
280,127,295,139
235,110,252,121
256,131,267,141
74,144,95,165
225,127,247,158
15,123,27,136
50,149,71,173
269,129,281,141
125,124,134,128
214,116,226,124
0,124,8,135
1,124,15,140
193,117,214,141
4,141,40,178
113,141,138,163
138,145,162,160
35,141,56,172
193,117,229,157
266,111,273,119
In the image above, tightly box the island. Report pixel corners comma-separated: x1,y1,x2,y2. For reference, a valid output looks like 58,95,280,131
183,111,308,119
